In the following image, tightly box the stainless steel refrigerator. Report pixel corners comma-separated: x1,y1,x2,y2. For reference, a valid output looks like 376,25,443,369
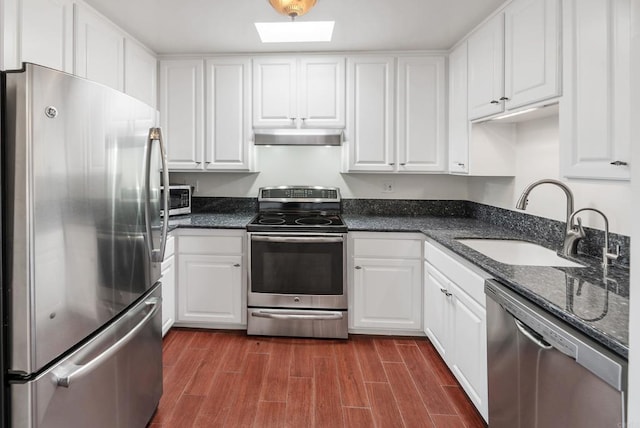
1,63,169,428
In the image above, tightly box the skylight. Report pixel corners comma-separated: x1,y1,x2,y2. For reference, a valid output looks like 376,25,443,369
255,21,335,43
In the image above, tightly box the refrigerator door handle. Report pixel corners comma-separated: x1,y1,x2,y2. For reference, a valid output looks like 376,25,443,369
145,127,170,262
52,297,161,388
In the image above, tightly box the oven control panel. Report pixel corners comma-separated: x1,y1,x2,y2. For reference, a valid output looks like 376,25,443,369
259,186,340,201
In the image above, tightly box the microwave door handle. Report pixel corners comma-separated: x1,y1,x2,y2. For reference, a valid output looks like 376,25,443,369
145,127,169,262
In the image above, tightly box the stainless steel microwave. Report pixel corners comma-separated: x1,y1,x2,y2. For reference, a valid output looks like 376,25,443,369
161,185,192,216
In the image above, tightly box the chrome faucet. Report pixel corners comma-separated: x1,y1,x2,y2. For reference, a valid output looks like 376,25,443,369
515,179,585,256
568,208,620,270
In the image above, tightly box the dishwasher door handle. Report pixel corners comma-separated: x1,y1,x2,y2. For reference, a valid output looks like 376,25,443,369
514,319,553,350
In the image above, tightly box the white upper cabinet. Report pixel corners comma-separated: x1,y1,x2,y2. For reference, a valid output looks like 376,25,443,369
252,57,297,127
253,56,345,128
468,13,505,120
298,57,346,128
74,3,125,91
504,0,561,110
21,0,73,72
345,55,446,173
160,59,204,170
124,38,157,108
468,0,561,120
560,0,630,180
448,42,470,174
396,56,446,172
204,57,253,171
345,56,396,172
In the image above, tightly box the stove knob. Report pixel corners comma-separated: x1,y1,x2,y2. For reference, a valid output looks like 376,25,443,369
294,297,301,303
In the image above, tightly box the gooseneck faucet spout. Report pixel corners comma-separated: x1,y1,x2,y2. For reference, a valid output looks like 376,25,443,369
515,179,585,256
569,208,619,271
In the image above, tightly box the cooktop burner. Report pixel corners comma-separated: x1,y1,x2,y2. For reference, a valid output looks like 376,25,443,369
248,212,345,231
248,186,346,233
295,216,332,226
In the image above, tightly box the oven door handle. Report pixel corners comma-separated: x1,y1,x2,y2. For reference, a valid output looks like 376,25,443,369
251,310,344,321
251,235,343,244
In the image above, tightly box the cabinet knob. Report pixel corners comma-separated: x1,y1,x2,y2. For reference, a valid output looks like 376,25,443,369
499,96,510,101
490,100,500,105
301,117,307,122
610,160,628,166
355,266,362,269
400,163,406,166
455,162,465,167
389,163,395,166
233,263,241,267
289,117,296,124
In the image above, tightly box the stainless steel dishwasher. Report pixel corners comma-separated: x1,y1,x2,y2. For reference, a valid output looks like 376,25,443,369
485,279,626,428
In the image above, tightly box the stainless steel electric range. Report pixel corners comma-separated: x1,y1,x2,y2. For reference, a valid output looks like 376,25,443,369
247,186,348,339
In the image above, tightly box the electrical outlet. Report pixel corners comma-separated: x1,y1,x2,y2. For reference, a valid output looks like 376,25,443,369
382,181,394,193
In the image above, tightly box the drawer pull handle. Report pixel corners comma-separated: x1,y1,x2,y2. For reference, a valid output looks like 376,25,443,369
355,266,362,270
610,160,628,166
233,263,241,267
440,288,452,297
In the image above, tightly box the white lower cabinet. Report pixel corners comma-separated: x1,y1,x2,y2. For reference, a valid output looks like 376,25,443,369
160,235,175,337
175,229,246,328
349,232,423,334
424,240,489,421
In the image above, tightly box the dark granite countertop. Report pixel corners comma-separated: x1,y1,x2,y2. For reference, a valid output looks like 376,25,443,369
168,213,255,231
344,214,630,359
165,210,629,358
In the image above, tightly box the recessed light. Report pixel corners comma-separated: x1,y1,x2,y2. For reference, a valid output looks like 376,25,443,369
255,21,334,43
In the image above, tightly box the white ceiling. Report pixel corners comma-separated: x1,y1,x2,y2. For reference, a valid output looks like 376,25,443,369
82,0,506,55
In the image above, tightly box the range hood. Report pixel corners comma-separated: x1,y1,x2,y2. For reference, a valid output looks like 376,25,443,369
253,128,343,146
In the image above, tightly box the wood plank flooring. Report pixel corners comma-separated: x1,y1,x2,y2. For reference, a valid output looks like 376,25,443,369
148,329,486,428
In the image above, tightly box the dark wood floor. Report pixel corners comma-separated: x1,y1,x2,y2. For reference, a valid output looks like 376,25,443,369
148,329,486,428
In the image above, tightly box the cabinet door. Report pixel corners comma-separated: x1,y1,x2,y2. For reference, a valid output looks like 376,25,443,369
450,282,488,420
160,255,175,337
346,56,395,172
352,257,422,331
253,57,297,127
424,263,452,359
159,59,204,170
448,42,470,174
21,0,73,72
560,0,630,180
468,13,505,120
504,0,561,110
204,57,252,171
397,56,446,172
124,38,157,108
298,56,346,128
177,254,243,325
74,4,124,91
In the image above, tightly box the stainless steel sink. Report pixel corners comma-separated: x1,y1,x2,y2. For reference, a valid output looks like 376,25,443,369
456,239,584,267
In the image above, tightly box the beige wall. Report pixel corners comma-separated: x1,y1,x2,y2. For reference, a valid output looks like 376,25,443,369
171,145,470,201
468,114,632,235
173,114,632,236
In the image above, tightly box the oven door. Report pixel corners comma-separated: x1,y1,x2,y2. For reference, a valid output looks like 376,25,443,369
248,233,347,310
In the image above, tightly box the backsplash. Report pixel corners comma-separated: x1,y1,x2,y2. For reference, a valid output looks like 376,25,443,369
191,197,630,268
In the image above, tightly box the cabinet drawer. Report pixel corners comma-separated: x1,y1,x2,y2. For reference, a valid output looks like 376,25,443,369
424,241,487,306
353,237,422,259
179,235,243,255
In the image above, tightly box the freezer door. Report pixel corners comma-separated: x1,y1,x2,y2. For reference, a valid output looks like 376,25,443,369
10,284,162,428
4,64,163,374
